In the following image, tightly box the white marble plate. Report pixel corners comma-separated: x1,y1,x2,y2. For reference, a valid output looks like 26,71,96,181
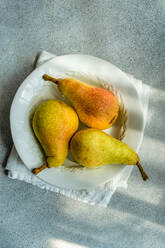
10,54,144,190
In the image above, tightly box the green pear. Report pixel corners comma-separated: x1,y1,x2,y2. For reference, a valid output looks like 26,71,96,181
43,74,119,130
32,100,79,174
70,128,148,181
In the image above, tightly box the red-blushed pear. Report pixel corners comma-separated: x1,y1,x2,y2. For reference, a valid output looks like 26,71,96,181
43,74,119,130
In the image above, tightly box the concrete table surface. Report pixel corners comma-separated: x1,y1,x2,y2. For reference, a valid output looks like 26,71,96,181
0,1,165,248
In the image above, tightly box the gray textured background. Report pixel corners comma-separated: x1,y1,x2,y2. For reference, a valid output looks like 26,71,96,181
0,1,165,248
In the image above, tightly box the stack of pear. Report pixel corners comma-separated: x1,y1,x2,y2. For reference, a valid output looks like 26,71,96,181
32,100,78,174
43,74,119,130
32,74,148,181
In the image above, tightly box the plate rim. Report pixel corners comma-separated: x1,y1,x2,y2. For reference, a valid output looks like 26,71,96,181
10,54,144,190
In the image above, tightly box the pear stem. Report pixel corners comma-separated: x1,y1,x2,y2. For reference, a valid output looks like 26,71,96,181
32,164,48,175
136,162,149,181
43,74,58,84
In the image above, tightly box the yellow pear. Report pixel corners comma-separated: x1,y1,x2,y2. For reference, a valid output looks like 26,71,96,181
43,74,119,130
70,128,148,181
32,100,79,174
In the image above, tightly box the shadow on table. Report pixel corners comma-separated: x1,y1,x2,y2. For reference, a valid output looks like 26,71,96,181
2,154,165,248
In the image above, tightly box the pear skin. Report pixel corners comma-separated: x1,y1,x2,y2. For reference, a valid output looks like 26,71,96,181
43,74,119,130
70,129,148,181
32,100,79,174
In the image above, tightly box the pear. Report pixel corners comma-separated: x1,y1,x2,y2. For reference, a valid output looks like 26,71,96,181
32,100,79,174
43,74,119,130
70,128,148,181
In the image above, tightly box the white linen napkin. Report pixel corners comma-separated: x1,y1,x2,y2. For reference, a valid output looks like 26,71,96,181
6,51,150,207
